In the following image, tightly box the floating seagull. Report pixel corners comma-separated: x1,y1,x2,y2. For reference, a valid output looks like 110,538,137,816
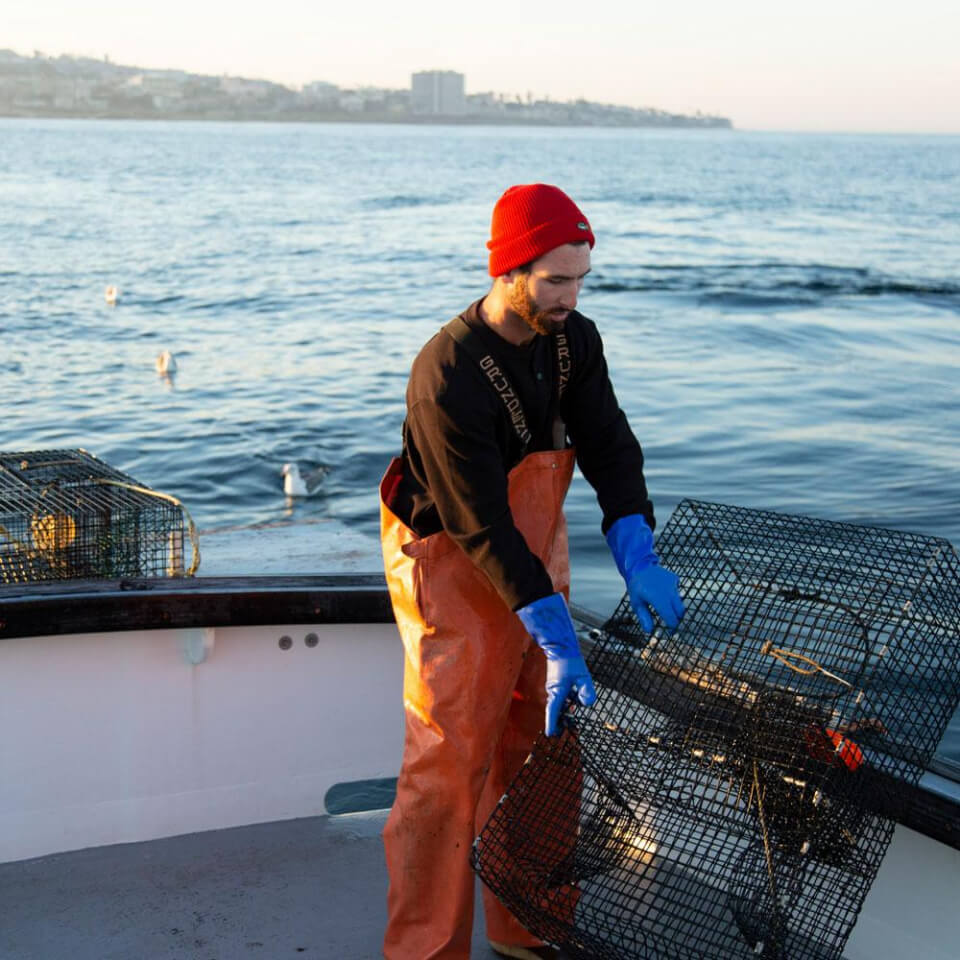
155,350,177,375
104,285,119,305
282,462,327,497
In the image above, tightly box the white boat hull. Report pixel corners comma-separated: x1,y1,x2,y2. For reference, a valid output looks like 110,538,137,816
1,621,403,864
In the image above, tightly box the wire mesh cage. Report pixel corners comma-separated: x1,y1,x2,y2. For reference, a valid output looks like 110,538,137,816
0,449,199,583
473,499,960,960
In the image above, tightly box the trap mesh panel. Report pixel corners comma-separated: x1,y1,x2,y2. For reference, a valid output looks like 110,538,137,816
474,500,960,960
0,449,192,582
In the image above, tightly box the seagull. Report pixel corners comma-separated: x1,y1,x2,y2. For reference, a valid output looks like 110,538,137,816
282,462,327,497
155,350,177,375
104,285,119,305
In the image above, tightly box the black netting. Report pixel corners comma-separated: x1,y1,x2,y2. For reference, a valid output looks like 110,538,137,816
0,449,194,582
474,499,960,959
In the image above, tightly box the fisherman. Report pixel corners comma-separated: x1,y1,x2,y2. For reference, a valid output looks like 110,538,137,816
379,183,686,959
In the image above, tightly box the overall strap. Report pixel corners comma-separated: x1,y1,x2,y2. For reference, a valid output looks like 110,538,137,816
444,315,533,450
443,315,573,452
552,329,572,449
554,330,571,401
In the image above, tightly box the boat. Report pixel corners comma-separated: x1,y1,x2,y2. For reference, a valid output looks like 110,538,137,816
1,518,958,959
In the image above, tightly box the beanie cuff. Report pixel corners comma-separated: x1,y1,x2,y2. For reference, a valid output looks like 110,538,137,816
488,219,594,276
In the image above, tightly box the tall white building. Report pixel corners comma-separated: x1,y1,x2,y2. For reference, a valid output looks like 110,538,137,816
411,70,466,115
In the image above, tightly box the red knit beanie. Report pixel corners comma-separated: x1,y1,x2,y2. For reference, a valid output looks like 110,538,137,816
487,183,595,277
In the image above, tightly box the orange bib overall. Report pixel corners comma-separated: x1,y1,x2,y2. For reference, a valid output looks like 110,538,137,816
380,447,575,959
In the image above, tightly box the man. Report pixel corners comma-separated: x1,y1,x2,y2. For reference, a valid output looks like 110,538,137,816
379,183,685,959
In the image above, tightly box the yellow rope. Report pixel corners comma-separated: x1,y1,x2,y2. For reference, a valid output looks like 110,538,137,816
760,641,852,689
751,758,785,948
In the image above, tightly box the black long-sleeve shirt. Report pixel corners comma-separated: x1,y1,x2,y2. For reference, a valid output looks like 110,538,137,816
390,299,654,611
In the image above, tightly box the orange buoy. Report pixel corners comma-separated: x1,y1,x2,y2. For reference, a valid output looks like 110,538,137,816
803,725,864,771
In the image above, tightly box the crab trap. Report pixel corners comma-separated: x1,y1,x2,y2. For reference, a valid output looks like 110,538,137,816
0,449,198,583
473,499,960,960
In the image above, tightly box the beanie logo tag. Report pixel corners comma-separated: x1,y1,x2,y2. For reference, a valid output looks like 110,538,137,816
577,221,589,231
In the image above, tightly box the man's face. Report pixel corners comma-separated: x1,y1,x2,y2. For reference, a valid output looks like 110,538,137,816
506,243,592,337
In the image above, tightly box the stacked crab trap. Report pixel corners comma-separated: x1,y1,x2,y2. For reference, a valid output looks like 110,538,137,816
473,500,960,960
0,448,198,583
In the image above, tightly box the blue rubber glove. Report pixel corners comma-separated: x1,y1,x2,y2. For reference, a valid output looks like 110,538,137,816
606,514,685,633
516,592,597,736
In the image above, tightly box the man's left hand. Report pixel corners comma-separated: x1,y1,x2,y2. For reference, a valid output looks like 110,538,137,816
606,512,686,634
626,564,685,633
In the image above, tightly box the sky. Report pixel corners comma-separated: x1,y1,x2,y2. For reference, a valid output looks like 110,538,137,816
6,0,960,133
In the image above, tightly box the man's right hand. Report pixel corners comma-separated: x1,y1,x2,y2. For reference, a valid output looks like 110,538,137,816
516,592,597,735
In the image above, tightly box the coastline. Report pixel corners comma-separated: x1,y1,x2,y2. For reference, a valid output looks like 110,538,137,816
0,49,733,130
0,106,733,129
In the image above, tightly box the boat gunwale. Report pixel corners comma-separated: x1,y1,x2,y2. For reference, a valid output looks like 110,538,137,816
0,573,394,638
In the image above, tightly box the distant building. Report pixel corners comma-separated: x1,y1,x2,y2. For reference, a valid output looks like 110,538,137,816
411,70,465,115
127,72,186,108
302,80,339,103
219,76,270,101
335,90,363,113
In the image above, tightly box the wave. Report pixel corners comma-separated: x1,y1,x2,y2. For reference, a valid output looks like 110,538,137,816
147,294,188,306
616,192,696,206
590,263,960,302
193,295,288,313
361,194,455,210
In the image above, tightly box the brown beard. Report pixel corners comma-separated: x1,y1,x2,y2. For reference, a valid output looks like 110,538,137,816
507,275,565,337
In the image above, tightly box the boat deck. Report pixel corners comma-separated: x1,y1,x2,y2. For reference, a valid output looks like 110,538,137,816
4,804,957,960
0,808,512,960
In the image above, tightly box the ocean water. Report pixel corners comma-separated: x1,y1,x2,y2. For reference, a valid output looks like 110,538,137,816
2,119,959,763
